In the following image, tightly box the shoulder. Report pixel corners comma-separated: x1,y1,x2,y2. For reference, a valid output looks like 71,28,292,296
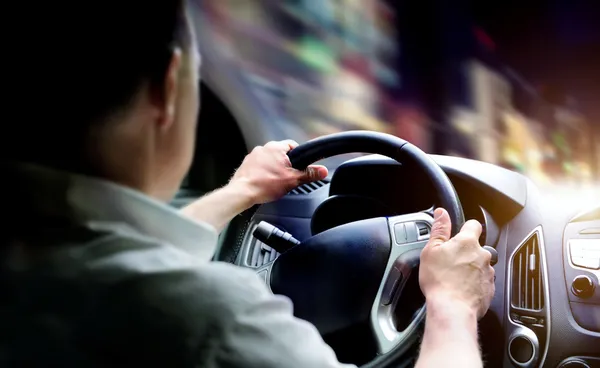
79,234,274,365
113,260,275,322
82,242,352,368
79,231,271,319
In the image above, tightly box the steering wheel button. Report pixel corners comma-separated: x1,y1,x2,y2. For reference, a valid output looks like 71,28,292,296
394,223,408,244
416,222,429,237
405,222,418,243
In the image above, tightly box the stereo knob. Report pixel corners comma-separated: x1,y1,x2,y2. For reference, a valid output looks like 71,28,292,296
571,275,595,298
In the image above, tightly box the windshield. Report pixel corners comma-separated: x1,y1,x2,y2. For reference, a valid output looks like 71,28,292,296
199,0,401,137
196,0,599,189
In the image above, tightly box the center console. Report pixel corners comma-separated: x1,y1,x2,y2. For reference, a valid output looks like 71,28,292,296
563,209,600,334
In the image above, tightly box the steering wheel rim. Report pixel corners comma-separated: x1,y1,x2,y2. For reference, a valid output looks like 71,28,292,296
288,131,464,236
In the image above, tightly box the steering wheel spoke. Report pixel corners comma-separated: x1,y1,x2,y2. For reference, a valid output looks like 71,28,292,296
370,212,433,355
255,261,274,288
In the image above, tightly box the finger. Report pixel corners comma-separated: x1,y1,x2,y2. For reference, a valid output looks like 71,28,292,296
265,140,299,152
460,219,483,241
283,140,300,151
428,208,451,246
479,247,492,265
296,165,328,184
488,265,496,281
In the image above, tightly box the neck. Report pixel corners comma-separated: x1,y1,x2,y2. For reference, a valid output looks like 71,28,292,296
88,115,160,199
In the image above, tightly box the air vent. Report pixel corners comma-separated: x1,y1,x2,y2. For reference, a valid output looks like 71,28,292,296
511,232,545,311
248,239,279,267
288,179,329,195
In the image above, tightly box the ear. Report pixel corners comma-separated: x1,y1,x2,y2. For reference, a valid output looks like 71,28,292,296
157,48,183,129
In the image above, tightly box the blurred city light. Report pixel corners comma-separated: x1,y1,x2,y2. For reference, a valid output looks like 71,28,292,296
196,0,599,189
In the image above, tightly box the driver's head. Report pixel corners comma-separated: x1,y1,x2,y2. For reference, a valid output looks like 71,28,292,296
6,0,200,200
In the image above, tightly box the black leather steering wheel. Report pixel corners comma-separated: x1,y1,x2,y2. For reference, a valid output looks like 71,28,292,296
215,131,465,366
241,131,465,367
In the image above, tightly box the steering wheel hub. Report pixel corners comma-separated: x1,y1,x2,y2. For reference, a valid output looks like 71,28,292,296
271,217,391,335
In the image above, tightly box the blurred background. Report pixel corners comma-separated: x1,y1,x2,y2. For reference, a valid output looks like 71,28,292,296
193,0,599,189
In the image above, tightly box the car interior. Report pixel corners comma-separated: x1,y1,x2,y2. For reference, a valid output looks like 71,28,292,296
172,80,600,368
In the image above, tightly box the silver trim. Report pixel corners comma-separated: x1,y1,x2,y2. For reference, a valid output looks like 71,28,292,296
506,226,551,368
236,221,276,292
369,212,432,354
237,221,280,269
507,326,540,368
255,261,274,292
556,357,593,368
237,221,257,267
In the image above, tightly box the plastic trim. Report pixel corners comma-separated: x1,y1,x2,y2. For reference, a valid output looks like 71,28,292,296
506,226,551,368
370,212,432,354
507,326,540,367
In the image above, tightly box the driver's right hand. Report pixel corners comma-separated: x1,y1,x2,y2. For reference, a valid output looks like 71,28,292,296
419,208,495,319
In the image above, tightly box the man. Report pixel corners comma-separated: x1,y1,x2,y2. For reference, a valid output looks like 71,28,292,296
2,1,495,367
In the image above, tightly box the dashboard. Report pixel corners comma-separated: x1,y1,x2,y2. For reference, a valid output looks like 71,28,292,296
230,154,600,367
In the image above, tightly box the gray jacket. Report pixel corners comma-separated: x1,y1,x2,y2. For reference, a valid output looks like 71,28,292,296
0,163,354,368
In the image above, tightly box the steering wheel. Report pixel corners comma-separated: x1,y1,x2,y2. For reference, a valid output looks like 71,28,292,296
244,131,464,367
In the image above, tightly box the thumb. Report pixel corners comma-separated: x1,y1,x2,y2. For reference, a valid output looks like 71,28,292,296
297,165,328,184
429,208,452,246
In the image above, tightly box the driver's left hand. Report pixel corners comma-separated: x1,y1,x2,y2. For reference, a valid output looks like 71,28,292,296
230,140,328,205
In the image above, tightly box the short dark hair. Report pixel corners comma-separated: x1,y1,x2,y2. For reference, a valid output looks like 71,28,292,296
5,1,192,172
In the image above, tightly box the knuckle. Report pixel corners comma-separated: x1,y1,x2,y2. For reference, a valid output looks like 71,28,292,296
265,141,283,151
285,139,299,147
481,248,492,262
430,224,442,236
287,170,302,183
466,219,482,230
454,232,477,245
275,156,287,168
431,221,448,233
305,167,318,179
280,154,292,166
453,232,467,242
467,232,480,243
